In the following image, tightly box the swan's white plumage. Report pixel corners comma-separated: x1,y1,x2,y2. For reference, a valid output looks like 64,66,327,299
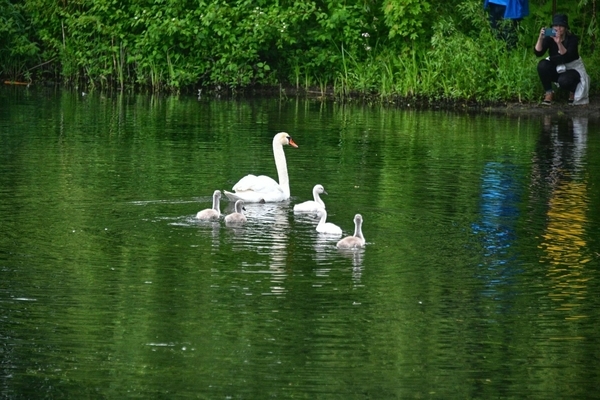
196,190,222,220
316,209,343,236
225,200,247,224
336,214,365,249
224,132,298,203
293,184,327,213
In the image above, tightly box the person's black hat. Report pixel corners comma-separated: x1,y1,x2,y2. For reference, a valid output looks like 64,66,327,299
552,14,569,28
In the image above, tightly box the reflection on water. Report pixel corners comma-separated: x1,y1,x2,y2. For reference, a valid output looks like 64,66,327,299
536,117,591,321
2,90,600,399
247,202,291,297
215,201,292,297
472,161,521,309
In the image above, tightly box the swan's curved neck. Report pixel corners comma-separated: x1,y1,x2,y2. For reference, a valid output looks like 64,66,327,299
354,220,364,240
318,211,327,225
235,202,244,213
212,196,221,213
273,141,290,197
313,189,324,206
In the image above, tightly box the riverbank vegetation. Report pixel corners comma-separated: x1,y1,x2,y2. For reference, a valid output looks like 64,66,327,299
1,0,598,103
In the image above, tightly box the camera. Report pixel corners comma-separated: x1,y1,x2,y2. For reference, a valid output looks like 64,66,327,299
544,28,556,37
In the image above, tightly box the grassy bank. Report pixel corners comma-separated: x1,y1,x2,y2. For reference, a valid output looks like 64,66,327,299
2,0,598,104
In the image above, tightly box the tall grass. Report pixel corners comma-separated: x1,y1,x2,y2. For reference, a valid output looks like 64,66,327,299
320,9,545,104
389,51,422,99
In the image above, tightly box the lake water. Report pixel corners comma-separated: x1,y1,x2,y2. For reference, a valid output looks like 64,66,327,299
1,87,599,399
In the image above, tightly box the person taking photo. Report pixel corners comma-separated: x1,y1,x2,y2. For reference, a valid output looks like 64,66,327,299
534,14,590,106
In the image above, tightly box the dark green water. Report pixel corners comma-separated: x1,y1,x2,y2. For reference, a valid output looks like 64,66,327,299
1,87,600,399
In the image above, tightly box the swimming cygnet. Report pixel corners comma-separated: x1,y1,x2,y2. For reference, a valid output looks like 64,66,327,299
224,200,247,225
316,208,343,236
294,184,327,213
195,190,222,220
336,214,365,249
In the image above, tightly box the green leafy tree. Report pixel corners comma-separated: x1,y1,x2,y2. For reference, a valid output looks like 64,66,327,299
1,0,596,102
1,0,39,81
382,0,431,41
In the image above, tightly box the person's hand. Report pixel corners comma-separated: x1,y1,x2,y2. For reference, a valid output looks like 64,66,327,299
539,27,546,39
552,34,561,45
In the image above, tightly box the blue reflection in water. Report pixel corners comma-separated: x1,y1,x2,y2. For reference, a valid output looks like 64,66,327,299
472,161,522,305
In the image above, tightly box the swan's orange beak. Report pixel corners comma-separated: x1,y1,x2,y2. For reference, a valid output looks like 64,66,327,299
288,137,298,148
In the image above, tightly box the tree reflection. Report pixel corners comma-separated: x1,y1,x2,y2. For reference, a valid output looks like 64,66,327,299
534,117,591,321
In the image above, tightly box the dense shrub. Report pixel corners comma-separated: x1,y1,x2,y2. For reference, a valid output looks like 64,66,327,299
1,0,597,103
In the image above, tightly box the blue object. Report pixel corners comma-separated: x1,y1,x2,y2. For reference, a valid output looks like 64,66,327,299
484,0,529,19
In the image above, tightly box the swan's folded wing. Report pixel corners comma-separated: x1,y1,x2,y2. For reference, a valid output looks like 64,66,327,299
232,174,281,193
293,200,325,213
223,189,284,203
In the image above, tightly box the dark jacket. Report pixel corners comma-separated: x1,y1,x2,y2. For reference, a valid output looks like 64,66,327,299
534,33,580,65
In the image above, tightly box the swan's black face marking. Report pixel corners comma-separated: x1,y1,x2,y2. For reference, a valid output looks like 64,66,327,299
287,136,298,148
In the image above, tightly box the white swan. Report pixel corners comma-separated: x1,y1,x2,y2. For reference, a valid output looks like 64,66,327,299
225,200,247,225
316,209,343,236
293,184,327,213
195,190,221,220
336,214,365,249
224,132,298,203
